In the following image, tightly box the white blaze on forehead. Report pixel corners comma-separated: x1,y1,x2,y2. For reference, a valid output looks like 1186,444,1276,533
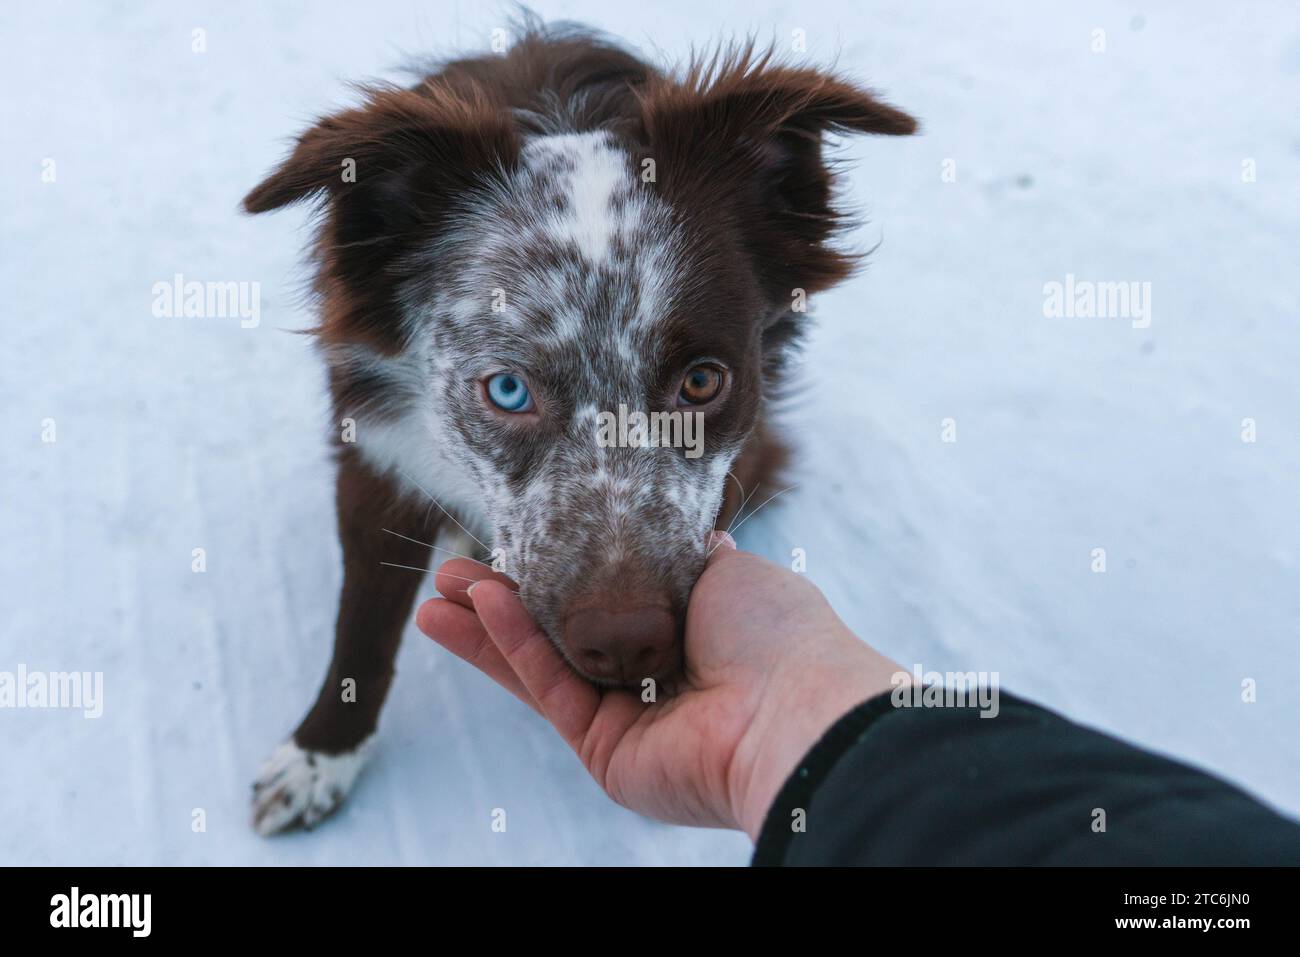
425,129,686,353
523,131,634,265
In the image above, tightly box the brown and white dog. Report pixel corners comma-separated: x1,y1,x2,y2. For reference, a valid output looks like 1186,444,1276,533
243,21,914,834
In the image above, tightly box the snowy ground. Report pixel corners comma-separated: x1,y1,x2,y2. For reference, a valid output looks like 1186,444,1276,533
2,1,1298,866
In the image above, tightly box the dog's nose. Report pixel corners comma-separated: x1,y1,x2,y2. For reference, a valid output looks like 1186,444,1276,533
562,606,680,684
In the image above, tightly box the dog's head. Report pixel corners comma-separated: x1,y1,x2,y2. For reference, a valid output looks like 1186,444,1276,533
245,35,913,686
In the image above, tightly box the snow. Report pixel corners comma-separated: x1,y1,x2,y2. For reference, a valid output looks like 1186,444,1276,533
2,0,1298,865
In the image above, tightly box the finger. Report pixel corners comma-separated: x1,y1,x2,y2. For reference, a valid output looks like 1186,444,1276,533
705,529,737,563
415,597,539,712
468,580,602,750
435,558,518,609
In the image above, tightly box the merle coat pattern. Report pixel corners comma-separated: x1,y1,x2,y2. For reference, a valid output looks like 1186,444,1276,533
243,23,914,834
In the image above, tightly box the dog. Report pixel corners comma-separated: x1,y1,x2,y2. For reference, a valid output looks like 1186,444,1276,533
243,20,914,834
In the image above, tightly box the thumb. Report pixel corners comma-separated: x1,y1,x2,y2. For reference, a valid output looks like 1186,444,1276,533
704,529,738,566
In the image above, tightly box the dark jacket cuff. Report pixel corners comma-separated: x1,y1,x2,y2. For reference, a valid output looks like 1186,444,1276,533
751,691,899,866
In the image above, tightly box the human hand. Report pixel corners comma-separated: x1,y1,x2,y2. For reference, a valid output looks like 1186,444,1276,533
416,533,904,839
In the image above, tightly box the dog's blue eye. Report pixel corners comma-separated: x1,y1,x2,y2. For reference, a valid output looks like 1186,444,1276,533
485,373,533,413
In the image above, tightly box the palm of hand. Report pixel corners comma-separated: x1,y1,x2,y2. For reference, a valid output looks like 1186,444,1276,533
416,544,839,832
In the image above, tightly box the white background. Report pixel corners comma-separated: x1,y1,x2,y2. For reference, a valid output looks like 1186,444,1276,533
2,0,1297,865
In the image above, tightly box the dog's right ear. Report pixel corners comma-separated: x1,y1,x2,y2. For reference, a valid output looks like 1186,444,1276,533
242,83,518,215
244,83,518,350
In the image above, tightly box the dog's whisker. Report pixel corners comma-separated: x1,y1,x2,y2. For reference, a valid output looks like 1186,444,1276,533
724,469,761,535
380,528,493,568
378,560,438,574
727,496,758,536
710,484,799,557
725,470,746,502
432,569,505,587
377,556,436,572
378,562,520,595
396,467,492,555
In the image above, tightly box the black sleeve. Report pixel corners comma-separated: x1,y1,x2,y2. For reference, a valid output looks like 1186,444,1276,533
752,690,1300,865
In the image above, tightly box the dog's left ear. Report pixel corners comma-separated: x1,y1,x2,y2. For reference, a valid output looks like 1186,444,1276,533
640,49,917,299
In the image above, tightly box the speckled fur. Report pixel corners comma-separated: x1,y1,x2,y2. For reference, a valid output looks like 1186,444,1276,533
243,20,913,828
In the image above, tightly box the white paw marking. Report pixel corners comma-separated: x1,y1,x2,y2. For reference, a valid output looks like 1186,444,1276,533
250,738,372,836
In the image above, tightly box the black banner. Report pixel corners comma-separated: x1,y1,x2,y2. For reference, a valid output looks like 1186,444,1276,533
0,866,1289,940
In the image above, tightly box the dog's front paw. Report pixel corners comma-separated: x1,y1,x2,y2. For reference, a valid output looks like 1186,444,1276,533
250,738,372,836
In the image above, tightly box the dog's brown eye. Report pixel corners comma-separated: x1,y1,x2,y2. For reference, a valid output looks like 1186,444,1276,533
678,365,724,406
